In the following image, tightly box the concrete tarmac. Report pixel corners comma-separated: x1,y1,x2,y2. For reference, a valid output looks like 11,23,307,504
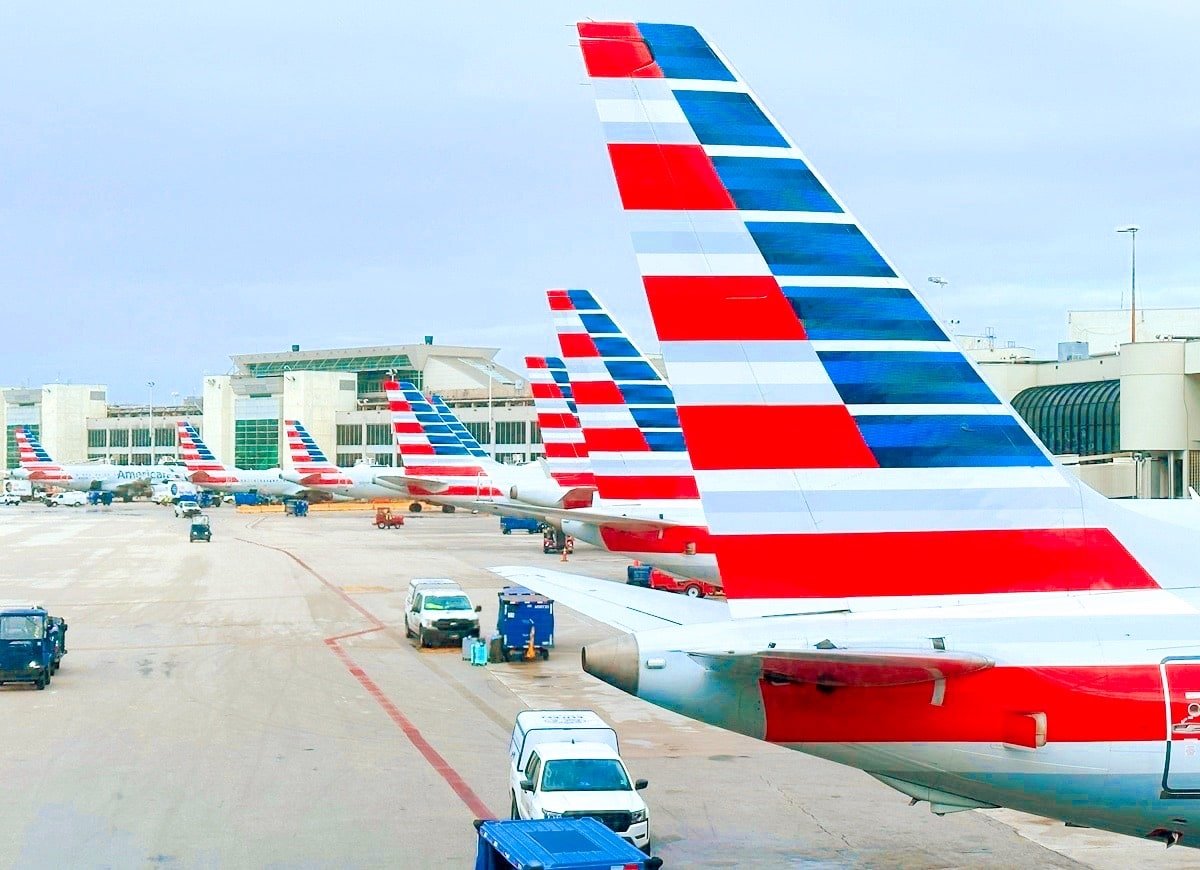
0,504,1193,868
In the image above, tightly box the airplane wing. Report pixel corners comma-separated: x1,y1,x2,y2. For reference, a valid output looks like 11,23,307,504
686,648,993,688
491,565,727,632
482,503,686,532
374,474,451,495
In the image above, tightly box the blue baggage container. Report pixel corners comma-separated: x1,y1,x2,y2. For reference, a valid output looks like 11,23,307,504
496,586,554,662
626,564,652,586
500,515,542,535
234,492,260,506
474,818,660,870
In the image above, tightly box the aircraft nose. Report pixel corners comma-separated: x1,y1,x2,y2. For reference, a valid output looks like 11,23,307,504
581,634,640,696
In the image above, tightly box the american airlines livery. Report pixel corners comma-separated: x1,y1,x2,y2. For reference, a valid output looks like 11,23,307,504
279,420,405,501
496,22,1200,848
380,380,595,511
177,421,306,499
537,291,717,581
13,426,184,497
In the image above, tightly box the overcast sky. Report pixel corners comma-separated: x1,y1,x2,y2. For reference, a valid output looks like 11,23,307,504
2,2,1196,402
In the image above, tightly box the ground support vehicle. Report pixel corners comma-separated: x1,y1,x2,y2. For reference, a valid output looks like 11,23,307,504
233,492,260,506
375,507,405,529
473,818,661,870
284,499,309,517
500,516,542,535
509,711,651,852
45,491,86,507
0,606,53,689
543,528,574,555
628,566,721,598
0,493,20,506
86,491,115,506
47,616,67,673
189,515,212,542
495,586,554,662
175,499,201,518
404,580,481,648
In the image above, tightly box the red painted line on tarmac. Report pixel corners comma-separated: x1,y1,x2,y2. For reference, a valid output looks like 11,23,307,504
324,637,495,819
238,536,495,819
235,538,383,628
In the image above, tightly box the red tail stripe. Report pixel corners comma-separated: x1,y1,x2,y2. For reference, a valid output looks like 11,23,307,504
608,144,735,211
579,36,663,79
547,290,575,312
558,333,600,358
571,381,625,405
645,276,808,341
679,405,877,470
582,428,650,452
716,528,1158,599
592,475,701,500
577,22,641,40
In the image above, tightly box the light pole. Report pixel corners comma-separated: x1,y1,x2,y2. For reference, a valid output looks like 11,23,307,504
485,364,496,460
171,392,180,458
147,381,155,464
1117,225,1139,343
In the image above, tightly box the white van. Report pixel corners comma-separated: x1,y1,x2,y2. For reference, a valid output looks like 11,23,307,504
45,491,86,507
508,710,651,851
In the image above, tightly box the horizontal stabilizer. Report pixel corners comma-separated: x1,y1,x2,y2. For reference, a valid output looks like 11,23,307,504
491,566,726,633
374,474,451,495
687,647,992,688
486,503,686,532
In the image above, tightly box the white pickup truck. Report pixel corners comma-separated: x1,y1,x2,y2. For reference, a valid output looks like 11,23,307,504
403,579,481,648
508,710,651,852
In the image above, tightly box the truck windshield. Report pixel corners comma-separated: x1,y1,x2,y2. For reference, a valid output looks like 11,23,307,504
424,595,471,611
0,615,45,640
540,759,630,792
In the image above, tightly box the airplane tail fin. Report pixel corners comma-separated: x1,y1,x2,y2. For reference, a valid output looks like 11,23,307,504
429,394,490,458
14,426,56,468
176,422,225,472
384,380,501,497
525,355,595,490
575,22,1175,609
547,288,698,504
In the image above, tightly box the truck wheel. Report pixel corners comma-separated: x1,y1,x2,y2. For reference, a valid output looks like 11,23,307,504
502,528,511,535
510,794,520,819
408,502,423,513
405,624,414,639
441,504,455,513
684,584,703,598
418,628,428,648
35,676,46,690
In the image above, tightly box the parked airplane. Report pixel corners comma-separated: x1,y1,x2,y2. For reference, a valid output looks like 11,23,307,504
12,426,184,498
525,355,594,490
379,381,595,511
533,293,718,581
498,21,1200,849
176,421,309,499
279,420,406,501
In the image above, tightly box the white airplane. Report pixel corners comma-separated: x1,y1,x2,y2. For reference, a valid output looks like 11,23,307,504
378,382,595,512
176,421,309,499
12,427,185,499
497,20,1200,850
278,420,404,501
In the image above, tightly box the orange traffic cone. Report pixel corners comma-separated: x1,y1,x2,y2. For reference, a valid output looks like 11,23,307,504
560,546,569,563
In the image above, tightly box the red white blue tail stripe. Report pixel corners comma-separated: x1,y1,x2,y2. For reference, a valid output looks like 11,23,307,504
576,22,1165,607
13,427,69,482
385,380,501,497
176,421,239,485
548,288,697,503
526,355,595,490
429,394,489,458
285,420,353,487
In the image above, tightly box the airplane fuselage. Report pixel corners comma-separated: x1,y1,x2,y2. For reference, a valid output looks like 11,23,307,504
585,588,1200,846
16,464,186,493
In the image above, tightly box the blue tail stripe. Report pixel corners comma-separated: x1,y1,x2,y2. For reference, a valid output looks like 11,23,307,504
605,360,661,381
784,286,947,341
711,156,841,213
674,90,787,147
819,352,1000,405
746,222,897,278
856,415,1050,468
636,23,735,82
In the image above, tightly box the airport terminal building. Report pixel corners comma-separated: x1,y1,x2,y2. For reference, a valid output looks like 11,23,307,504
2,341,541,472
6,314,1200,499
